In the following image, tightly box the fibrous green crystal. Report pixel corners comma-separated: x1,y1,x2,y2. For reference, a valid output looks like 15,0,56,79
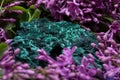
11,18,101,67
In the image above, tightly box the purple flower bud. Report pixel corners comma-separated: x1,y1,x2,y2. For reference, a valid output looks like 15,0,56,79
36,74,45,79
14,48,20,56
18,73,30,79
8,10,23,14
2,75,7,80
112,10,116,14
100,56,111,62
98,43,105,48
104,49,111,54
83,8,93,13
37,49,55,64
103,35,108,41
5,60,15,66
107,72,115,78
21,63,30,68
97,36,102,41
16,66,23,70
114,4,119,8
1,18,16,23
91,1,96,5
46,0,55,9
26,70,35,75
59,8,70,16
7,73,13,79
5,39,12,44
107,47,118,55
108,39,116,45
5,1,24,8
93,17,99,23
91,43,97,48
88,68,97,76
87,54,94,59
68,72,76,78
84,18,92,22
35,0,43,8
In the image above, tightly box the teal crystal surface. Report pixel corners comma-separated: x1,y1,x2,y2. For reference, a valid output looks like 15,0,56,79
11,18,101,67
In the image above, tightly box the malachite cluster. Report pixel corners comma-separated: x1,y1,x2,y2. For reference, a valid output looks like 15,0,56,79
10,18,101,67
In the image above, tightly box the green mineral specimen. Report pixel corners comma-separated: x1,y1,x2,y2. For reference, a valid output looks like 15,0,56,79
10,18,101,67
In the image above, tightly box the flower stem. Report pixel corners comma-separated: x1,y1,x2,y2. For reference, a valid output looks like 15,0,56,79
0,0,5,10
0,0,5,16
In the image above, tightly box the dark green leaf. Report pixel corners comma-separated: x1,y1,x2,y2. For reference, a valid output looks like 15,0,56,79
27,5,41,21
8,6,27,12
29,5,35,9
27,5,35,15
31,9,41,20
19,12,29,22
104,16,114,22
5,23,16,38
5,23,15,31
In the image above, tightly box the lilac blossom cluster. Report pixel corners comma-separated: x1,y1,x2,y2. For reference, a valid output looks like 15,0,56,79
0,45,103,80
91,20,120,79
29,0,120,24
35,46,103,80
0,28,35,80
0,28,7,42
0,28,12,44
0,47,35,80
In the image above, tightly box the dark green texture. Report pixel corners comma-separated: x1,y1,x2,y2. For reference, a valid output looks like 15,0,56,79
0,42,8,54
10,18,100,67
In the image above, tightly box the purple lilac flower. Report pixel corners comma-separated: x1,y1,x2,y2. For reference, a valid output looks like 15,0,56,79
35,46,103,80
29,0,120,24
0,28,7,41
0,28,34,80
0,43,103,80
0,46,36,80
0,28,13,44
91,21,120,79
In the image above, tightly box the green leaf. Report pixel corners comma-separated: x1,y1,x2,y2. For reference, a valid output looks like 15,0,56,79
27,5,35,15
29,5,35,9
31,9,41,20
27,5,35,21
0,42,8,54
104,16,114,22
5,23,16,35
7,6,29,22
27,5,41,21
28,9,41,21
19,12,29,22
5,23,15,31
8,6,27,12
